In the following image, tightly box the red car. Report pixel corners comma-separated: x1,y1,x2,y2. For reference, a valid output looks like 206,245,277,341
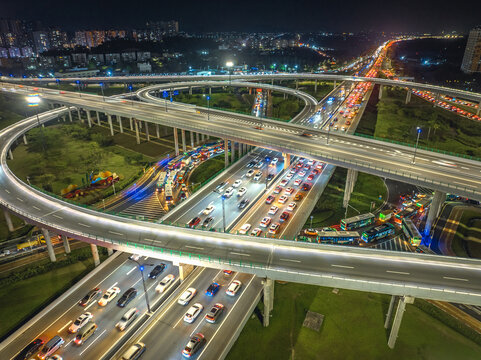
307,174,315,181
266,195,275,204
279,211,290,222
187,217,201,228
301,183,312,191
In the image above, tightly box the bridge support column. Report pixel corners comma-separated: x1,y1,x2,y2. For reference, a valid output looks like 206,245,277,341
283,153,290,169
231,141,235,163
189,86,192,95
384,295,397,329
86,110,92,128
190,131,195,148
118,116,123,133
238,142,242,159
8,149,13,160
42,229,56,262
379,85,384,100
343,169,358,208
477,101,481,116
333,80,337,89
424,190,446,236
134,120,140,144
314,79,318,92
405,90,412,104
156,124,160,138
173,128,179,156
224,139,229,168
144,121,150,141
130,117,134,131
295,79,299,90
90,244,100,267
209,87,212,95
388,296,415,349
196,132,200,145
23,134,28,145
77,109,83,123
3,209,14,232
107,114,114,136
62,234,71,254
107,247,114,256
96,111,101,125
68,108,73,122
178,263,194,281
181,129,186,153
263,278,274,327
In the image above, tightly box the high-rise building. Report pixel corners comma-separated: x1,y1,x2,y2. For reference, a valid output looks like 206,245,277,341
32,31,50,54
461,27,481,73
49,30,68,49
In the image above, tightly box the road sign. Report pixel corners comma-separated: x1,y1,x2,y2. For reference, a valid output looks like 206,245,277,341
173,90,179,96
162,91,168,98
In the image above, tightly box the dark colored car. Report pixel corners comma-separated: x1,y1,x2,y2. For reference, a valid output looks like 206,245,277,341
246,161,256,168
238,199,249,209
266,195,275,204
79,288,101,307
205,282,220,297
202,217,214,228
117,288,137,307
280,211,290,222
187,217,201,228
301,183,312,191
182,333,205,358
148,264,166,279
13,338,44,360
266,173,274,181
205,303,224,323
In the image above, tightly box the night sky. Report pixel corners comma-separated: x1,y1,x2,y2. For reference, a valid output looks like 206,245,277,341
2,0,479,33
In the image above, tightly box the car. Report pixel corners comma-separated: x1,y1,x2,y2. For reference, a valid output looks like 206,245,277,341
122,342,146,360
312,169,320,175
334,125,338,131
129,254,141,261
184,303,204,323
266,173,274,181
271,158,278,165
226,280,242,296
79,288,101,307
300,132,313,137
278,195,288,204
205,282,220,296
237,187,247,196
68,312,93,333
260,217,271,227
285,187,294,195
269,223,280,234
224,187,234,197
156,274,175,293
268,205,279,215
98,286,121,306
250,228,262,236
303,229,318,237
280,179,289,186
148,263,166,279
303,165,311,171
286,172,293,179
266,195,275,204
246,169,255,177
294,193,303,201
202,204,215,215
289,169,297,175
187,217,201,228
279,211,290,222
215,181,227,191
274,186,282,194
46,356,62,360
341,126,346,131
316,163,324,170
13,338,44,360
255,162,263,168
238,198,249,209
345,120,351,125
294,178,302,186
202,216,214,228
246,161,255,168
205,303,225,323
223,270,233,276
239,223,251,234
117,288,137,307
253,171,262,181
233,179,242,188
116,308,139,331
301,183,312,191
287,202,297,211
307,160,314,166
298,171,306,177
178,288,197,305
182,333,205,358
307,174,314,181
296,163,303,169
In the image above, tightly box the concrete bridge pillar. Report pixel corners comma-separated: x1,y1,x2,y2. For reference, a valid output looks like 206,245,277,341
384,295,397,329
134,120,140,144
343,169,358,208
144,121,150,141
314,79,318,93
334,80,337,89
181,129,186,153
8,149,13,160
118,116,123,133
238,142,243,159
405,90,412,104
477,101,481,116
107,114,114,136
86,110,92,128
3,209,14,232
190,131,195,148
295,79,299,90
77,109,83,123
224,139,229,168
231,141,235,163
179,263,195,281
130,117,134,131
424,190,446,236
96,111,101,125
196,132,200,145
107,247,114,256
23,134,28,145
283,153,291,169
68,108,73,122
209,87,212,95
189,87,192,95
387,296,415,349
61,234,71,254
42,229,56,262
90,244,100,267
173,128,179,156
379,85,384,100
156,124,160,138
263,278,274,327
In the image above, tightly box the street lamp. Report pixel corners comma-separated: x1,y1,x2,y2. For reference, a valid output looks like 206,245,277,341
221,194,226,232
129,258,152,314
226,61,234,85
26,93,46,154
76,80,82,98
412,127,422,164
99,82,105,101
128,84,134,107
326,120,332,145
203,94,210,120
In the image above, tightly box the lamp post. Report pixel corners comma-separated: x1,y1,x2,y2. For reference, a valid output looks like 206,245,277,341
204,95,210,120
221,194,226,232
129,258,152,314
226,61,234,85
76,80,82,98
128,84,134,108
99,82,105,101
26,93,46,154
326,120,332,145
412,127,422,164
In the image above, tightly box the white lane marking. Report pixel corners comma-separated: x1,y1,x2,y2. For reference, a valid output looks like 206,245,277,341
280,258,301,263
16,197,24,202
189,312,205,337
53,214,63,219
331,264,354,269
453,181,476,188
144,238,161,243
4,189,10,194
185,245,204,250
65,338,75,347
79,329,107,356
57,320,72,333
126,266,137,276
84,299,97,311
230,252,250,257
109,230,124,236
443,276,469,282
33,205,41,210
78,223,91,228
386,270,410,275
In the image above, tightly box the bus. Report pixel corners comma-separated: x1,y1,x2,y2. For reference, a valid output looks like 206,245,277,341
402,218,422,247
316,231,360,244
361,223,395,242
394,207,417,224
177,170,186,184
340,213,375,231
165,183,174,204
156,172,167,192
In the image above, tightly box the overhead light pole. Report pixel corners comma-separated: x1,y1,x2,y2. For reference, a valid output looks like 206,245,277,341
226,61,234,85
76,80,82,98
129,258,152,314
99,82,105,101
412,127,422,164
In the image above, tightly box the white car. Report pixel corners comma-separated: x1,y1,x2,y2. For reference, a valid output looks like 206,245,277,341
129,254,141,261
268,206,279,215
226,280,242,296
294,179,302,186
68,312,93,333
178,287,197,305
341,126,346,132
233,179,242,188
253,171,262,181
184,303,204,323
239,223,251,235
203,204,215,215
278,195,288,204
260,217,271,228
246,169,255,177
224,187,234,198
287,202,297,211
237,187,247,196
298,171,306,177
286,173,293,179
307,160,314,166
98,286,121,306
271,158,279,165
156,274,175,293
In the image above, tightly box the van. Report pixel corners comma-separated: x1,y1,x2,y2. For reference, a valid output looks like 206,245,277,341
74,322,97,345
122,342,146,360
37,335,64,359
116,308,139,331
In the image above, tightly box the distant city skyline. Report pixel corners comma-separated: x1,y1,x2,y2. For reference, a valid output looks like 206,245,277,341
1,0,479,34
